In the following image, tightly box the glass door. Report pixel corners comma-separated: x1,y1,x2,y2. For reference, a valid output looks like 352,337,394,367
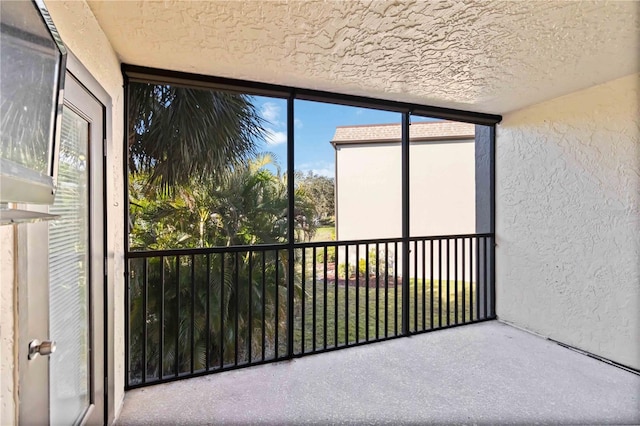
48,105,92,424
18,72,105,425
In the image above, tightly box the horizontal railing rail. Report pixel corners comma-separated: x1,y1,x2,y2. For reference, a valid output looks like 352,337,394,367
125,233,494,258
125,233,495,388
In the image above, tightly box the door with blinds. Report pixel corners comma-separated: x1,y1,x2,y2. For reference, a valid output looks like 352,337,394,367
19,72,105,425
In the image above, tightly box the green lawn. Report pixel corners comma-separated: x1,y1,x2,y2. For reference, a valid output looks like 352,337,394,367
291,279,480,353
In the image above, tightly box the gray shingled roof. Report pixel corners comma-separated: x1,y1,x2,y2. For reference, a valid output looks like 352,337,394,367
331,121,475,146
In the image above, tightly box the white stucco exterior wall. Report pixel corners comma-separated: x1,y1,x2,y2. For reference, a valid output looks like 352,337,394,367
496,74,640,370
0,227,16,425
0,0,125,421
335,139,476,280
336,143,402,240
336,140,475,240
409,140,475,236
336,139,475,241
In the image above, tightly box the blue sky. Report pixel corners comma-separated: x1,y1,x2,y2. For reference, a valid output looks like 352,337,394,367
250,96,408,178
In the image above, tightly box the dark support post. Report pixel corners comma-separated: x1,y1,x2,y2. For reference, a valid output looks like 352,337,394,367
286,95,295,357
489,125,496,317
475,125,496,318
123,75,131,388
401,112,410,335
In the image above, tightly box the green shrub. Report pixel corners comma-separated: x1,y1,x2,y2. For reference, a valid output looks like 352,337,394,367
316,246,336,263
338,259,367,279
337,262,352,279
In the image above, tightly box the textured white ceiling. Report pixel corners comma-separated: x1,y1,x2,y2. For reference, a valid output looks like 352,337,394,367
87,0,639,115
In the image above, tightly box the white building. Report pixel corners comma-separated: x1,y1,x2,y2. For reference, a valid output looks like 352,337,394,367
332,120,476,241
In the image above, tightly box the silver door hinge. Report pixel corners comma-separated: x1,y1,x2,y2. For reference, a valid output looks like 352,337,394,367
103,138,107,156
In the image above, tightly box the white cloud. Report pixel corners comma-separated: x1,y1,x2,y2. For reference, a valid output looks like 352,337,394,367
294,118,303,129
265,128,287,146
261,102,282,125
310,168,334,178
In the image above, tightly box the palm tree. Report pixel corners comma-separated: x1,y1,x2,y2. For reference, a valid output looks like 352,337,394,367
127,157,314,382
125,87,321,382
129,155,318,250
128,83,266,193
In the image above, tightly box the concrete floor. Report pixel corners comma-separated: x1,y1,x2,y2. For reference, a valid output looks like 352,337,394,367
117,321,640,425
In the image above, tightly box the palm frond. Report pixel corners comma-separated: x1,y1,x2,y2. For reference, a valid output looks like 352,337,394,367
128,83,266,193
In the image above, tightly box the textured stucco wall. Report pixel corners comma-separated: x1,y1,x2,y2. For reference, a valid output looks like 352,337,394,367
496,74,640,369
0,227,16,425
0,0,125,421
86,1,639,115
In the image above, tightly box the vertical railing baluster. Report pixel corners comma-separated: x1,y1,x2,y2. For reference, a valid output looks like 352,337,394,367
462,239,466,324
345,244,349,346
190,255,195,374
475,237,480,320
469,237,474,321
175,255,180,376
375,243,379,340
323,247,328,350
446,239,450,326
384,243,389,338
312,246,317,352
205,254,210,371
430,240,434,330
261,251,266,361
454,239,458,325
438,239,442,328
234,252,239,365
365,243,369,342
334,244,338,347
484,237,489,319
275,250,279,359
301,247,306,354
159,256,165,379
219,253,224,369
491,235,496,318
125,260,130,386
421,240,426,331
142,257,148,384
394,241,398,336
355,244,360,343
413,240,418,333
248,251,253,363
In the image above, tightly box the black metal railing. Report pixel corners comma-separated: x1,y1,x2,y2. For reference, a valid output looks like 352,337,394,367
126,233,494,387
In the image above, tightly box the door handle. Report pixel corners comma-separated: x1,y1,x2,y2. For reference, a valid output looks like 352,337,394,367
28,339,56,360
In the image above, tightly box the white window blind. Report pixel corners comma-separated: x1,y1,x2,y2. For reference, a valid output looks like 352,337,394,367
48,107,90,425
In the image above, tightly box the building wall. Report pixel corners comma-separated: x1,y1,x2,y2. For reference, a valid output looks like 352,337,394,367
0,227,16,425
496,73,640,370
0,0,125,422
335,139,476,281
336,139,475,241
410,139,476,237
336,143,402,240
